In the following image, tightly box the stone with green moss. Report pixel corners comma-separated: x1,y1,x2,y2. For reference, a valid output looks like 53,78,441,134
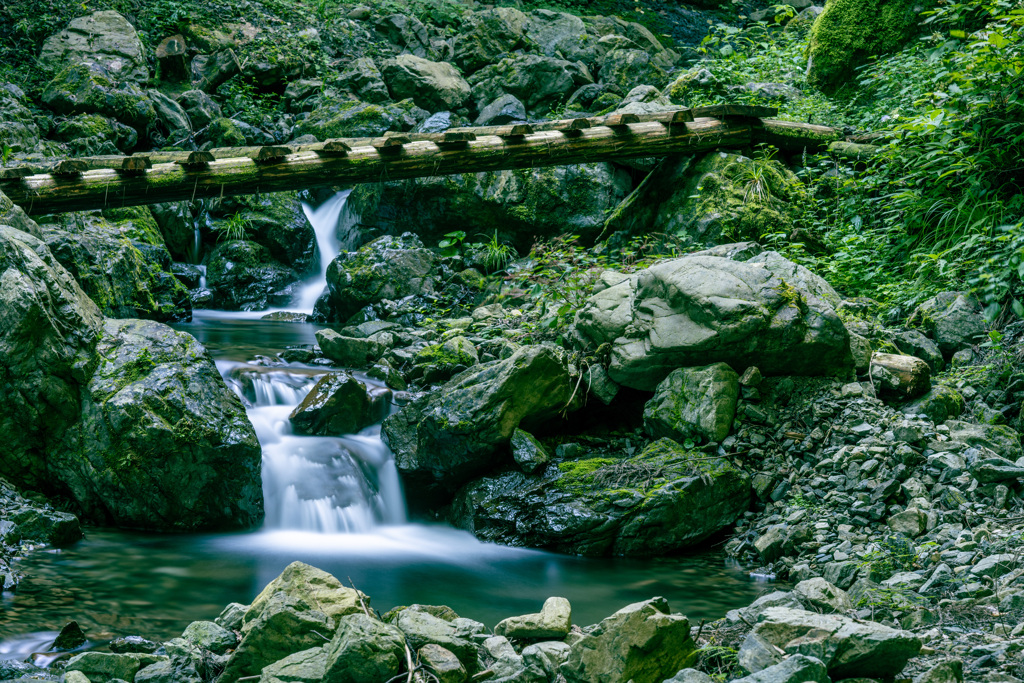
644,363,739,444
42,62,156,133
468,54,589,116
383,345,578,506
206,240,299,311
574,252,852,390
381,54,471,112
208,117,247,147
807,0,921,91
297,99,421,140
454,8,528,74
510,429,551,474
39,212,191,322
320,233,435,324
289,372,374,436
598,48,668,91
56,318,263,530
604,151,804,249
54,113,138,155
335,57,391,104
39,10,148,83
0,85,42,153
449,437,750,556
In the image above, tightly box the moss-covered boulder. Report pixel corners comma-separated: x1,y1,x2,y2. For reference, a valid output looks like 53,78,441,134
297,99,423,140
218,193,317,274
349,163,631,253
598,48,668,91
449,438,750,557
206,240,299,311
807,0,922,91
318,233,435,324
335,57,391,104
383,345,578,504
42,62,156,133
382,54,471,112
468,54,591,115
39,10,148,82
644,363,739,444
573,252,852,390
0,84,41,153
453,8,528,74
0,225,103,490
603,152,803,248
54,113,138,155
56,318,263,529
289,372,376,436
562,597,697,682
39,210,191,322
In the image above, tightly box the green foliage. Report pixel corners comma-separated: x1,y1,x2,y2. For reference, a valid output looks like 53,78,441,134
215,213,251,242
479,230,516,274
438,230,467,258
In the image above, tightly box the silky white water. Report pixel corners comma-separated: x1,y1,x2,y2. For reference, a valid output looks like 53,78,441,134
219,362,407,533
296,189,353,313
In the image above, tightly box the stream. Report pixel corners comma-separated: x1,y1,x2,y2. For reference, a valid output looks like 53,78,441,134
0,193,774,662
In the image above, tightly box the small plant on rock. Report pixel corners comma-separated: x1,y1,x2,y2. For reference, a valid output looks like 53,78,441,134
216,214,251,242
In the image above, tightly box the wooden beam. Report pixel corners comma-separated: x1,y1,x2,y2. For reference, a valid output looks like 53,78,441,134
692,104,778,119
7,119,753,215
752,119,842,152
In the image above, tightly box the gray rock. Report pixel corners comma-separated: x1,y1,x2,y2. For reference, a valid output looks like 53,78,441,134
319,233,435,323
0,87,41,153
206,240,298,311
40,11,148,82
893,328,944,371
574,253,851,391
494,597,571,639
383,345,577,499
966,448,1024,483
181,620,236,654
289,372,375,435
216,603,247,631
887,508,927,537
474,94,527,125
737,631,783,673
323,614,407,683
725,590,804,625
970,554,1018,579
522,641,571,680
43,62,156,133
298,99,423,140
453,8,528,74
510,429,551,474
792,578,853,613
55,318,263,530
258,646,327,683
869,353,931,400
914,660,963,683
733,654,830,683
561,597,696,683
663,670,715,683
643,363,739,443
316,331,386,368
65,653,165,682
449,438,750,556
244,562,365,627
418,644,466,683
910,291,986,356
390,609,478,670
468,54,588,115
334,57,390,104
382,54,471,112
177,90,222,129
902,386,964,422
752,607,921,678
948,421,1022,460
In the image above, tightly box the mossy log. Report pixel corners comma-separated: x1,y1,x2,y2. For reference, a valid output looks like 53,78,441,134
4,116,840,215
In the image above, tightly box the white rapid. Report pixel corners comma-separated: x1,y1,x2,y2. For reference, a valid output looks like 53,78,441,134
220,361,407,533
296,189,353,313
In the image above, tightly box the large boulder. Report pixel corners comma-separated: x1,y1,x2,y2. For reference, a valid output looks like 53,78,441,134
561,597,697,683
206,240,299,311
643,363,739,443
602,152,803,248
382,54,471,112
39,210,191,322
317,233,435,324
42,62,156,134
54,114,138,156
0,224,103,490
348,164,631,253
383,346,577,501
449,438,750,556
0,84,42,153
40,11,148,82
323,614,407,683
244,561,366,627
573,253,852,391
751,607,921,678
289,373,376,436
808,0,921,90
454,8,528,74
335,57,391,104
218,193,318,275
468,54,590,115
909,291,987,357
56,318,264,529
598,48,668,91
297,99,422,140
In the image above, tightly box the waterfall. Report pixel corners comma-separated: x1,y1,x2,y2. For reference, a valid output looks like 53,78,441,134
296,190,354,314
220,361,407,533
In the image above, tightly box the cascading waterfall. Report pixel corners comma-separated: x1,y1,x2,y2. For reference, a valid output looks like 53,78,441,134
296,190,353,313
219,361,407,534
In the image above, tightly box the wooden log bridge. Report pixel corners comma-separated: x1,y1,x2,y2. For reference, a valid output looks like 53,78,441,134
0,106,842,216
